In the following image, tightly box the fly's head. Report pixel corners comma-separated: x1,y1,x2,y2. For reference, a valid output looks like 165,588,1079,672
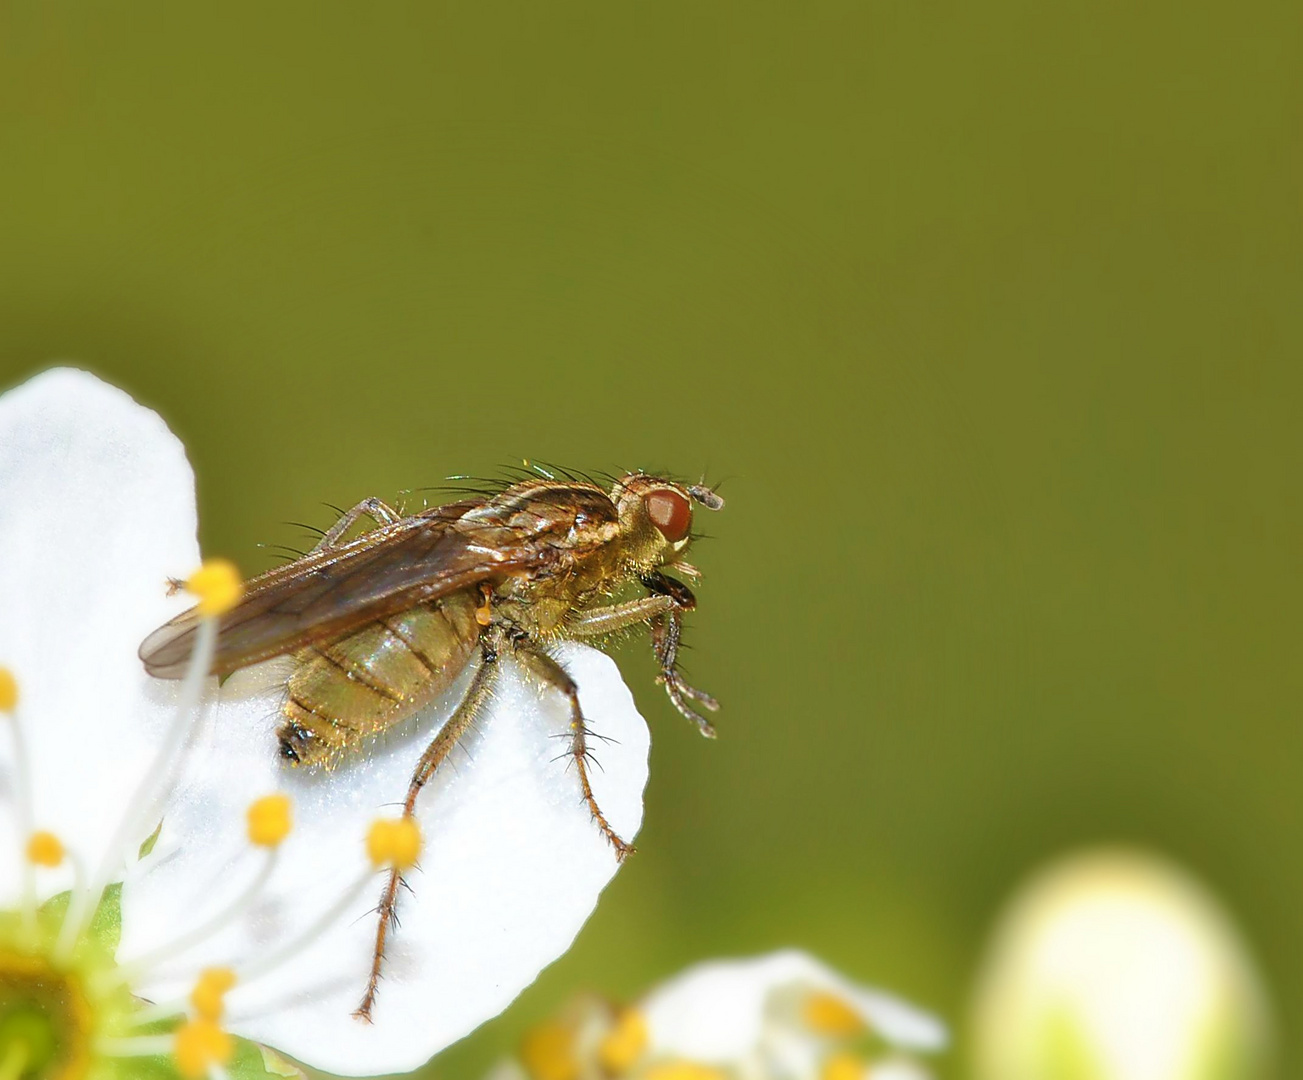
610,473,724,575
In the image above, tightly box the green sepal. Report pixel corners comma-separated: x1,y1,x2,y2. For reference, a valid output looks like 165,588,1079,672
254,1045,310,1078
138,820,164,860
22,890,301,1080
228,1039,307,1080
86,1037,296,1080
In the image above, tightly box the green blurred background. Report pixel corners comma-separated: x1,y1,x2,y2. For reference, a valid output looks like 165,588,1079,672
2,3,1299,1076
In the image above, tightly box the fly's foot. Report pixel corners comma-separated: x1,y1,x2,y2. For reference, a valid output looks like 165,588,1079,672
597,816,636,862
657,671,720,738
594,816,635,861
353,865,405,1023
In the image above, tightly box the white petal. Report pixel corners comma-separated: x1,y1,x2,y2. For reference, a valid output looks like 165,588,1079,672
121,641,649,1076
0,368,198,902
641,950,947,1063
868,1059,934,1080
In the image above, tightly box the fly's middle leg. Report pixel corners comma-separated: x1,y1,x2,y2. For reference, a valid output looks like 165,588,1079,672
353,637,499,1022
514,645,634,861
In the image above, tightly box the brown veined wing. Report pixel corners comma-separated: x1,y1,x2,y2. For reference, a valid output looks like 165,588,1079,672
139,494,604,679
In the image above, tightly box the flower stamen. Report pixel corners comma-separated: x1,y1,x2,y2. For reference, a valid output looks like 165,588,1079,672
173,1016,234,1079
231,816,419,989
128,813,420,1032
25,831,65,869
598,1007,648,1073
0,667,39,937
0,669,17,713
519,1019,576,1080
185,560,244,618
191,967,237,1022
802,991,866,1037
95,1034,174,1057
820,1050,866,1080
365,817,422,871
56,561,240,963
642,1064,728,1080
246,794,292,849
234,872,373,988
113,794,293,991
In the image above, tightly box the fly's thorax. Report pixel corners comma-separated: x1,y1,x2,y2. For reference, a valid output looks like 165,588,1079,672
279,591,481,766
493,534,650,637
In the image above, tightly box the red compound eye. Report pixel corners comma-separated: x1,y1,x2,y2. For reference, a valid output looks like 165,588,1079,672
647,489,692,542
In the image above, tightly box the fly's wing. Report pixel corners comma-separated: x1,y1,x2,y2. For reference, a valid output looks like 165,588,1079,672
139,489,615,678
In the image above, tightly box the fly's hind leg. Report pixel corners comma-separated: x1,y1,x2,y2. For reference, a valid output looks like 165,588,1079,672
163,499,401,595
353,636,500,1022
514,645,634,861
313,497,404,552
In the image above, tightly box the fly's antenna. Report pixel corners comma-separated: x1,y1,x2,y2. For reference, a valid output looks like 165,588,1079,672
688,484,725,510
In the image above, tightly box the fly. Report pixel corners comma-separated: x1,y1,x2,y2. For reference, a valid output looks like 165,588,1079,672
138,470,723,1020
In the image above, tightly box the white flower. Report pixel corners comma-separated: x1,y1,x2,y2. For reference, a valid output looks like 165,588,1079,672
0,368,199,903
0,367,651,1076
488,949,946,1080
969,848,1275,1080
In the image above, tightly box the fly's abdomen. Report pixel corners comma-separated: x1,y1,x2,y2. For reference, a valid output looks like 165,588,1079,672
280,591,480,766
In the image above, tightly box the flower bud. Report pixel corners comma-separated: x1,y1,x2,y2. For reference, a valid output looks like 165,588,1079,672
970,849,1274,1080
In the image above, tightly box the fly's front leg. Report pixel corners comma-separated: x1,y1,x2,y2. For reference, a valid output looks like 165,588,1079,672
514,644,634,861
314,497,403,552
642,572,720,739
567,593,677,637
354,633,500,1022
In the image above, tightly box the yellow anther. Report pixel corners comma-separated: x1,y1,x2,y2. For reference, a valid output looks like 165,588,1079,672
519,1020,577,1080
820,1050,866,1080
247,794,293,848
173,1018,234,1079
185,558,244,617
643,1064,728,1080
190,966,237,1021
26,830,65,867
598,1007,648,1073
803,991,866,1037
0,667,17,711
366,817,422,870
